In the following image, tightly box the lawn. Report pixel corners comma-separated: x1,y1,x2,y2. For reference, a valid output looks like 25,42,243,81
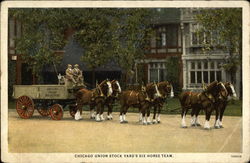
8,98,242,116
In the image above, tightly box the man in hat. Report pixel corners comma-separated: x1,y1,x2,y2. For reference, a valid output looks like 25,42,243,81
73,64,84,86
65,64,77,85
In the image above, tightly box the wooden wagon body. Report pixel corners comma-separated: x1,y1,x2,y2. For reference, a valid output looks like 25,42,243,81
13,84,79,120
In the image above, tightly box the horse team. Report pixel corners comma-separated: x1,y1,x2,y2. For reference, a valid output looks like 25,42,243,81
72,79,237,129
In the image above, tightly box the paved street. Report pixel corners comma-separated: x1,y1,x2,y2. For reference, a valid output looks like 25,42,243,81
8,109,242,153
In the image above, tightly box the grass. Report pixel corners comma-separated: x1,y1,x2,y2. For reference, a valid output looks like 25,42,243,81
8,97,242,116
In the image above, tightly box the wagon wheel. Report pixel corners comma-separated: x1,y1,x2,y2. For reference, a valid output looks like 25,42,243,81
50,104,63,120
69,105,77,118
16,95,35,119
37,107,50,117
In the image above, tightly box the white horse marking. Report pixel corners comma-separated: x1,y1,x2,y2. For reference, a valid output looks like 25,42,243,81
219,120,223,127
100,114,105,121
75,110,82,120
122,114,126,121
139,113,142,122
90,110,96,119
191,115,196,126
214,119,220,128
154,84,162,98
230,84,237,98
170,85,174,98
181,113,187,128
157,114,161,122
142,117,147,125
204,120,210,129
95,114,101,121
107,81,113,96
147,116,152,124
195,116,201,125
116,81,122,93
119,115,123,123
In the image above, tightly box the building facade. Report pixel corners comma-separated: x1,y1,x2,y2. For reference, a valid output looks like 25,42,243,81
8,8,241,96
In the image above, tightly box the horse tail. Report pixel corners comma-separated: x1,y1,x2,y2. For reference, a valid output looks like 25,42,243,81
179,92,190,106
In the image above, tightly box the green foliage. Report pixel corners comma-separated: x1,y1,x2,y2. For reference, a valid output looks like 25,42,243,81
10,8,154,83
165,56,181,94
195,8,242,73
10,9,71,80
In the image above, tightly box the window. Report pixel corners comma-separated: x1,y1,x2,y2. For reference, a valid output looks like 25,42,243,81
152,24,181,53
189,60,222,85
191,24,213,46
149,62,166,82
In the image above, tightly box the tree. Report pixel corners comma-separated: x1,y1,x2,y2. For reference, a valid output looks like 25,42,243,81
10,9,73,83
111,9,154,86
195,8,242,83
10,8,154,86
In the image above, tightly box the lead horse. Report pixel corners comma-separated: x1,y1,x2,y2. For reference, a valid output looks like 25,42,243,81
119,82,162,125
179,81,228,129
214,82,237,128
74,79,113,121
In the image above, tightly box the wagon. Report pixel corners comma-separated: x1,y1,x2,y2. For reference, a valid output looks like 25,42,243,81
12,83,81,120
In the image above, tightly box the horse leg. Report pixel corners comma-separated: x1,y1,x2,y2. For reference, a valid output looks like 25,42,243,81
122,106,129,123
157,105,162,123
119,104,124,123
107,104,113,120
99,102,105,121
138,107,143,122
146,105,152,125
190,106,196,126
214,104,221,129
142,105,147,125
152,105,157,124
194,107,201,126
90,104,96,119
75,103,83,120
204,106,213,129
95,102,101,122
181,106,188,128
219,104,226,128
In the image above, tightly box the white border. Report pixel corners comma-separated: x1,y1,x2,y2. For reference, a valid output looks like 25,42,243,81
1,1,249,162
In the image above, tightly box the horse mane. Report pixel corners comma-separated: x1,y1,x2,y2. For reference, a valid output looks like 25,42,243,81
205,81,218,93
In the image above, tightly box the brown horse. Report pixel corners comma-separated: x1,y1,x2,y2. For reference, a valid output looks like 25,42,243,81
105,80,122,120
151,81,174,124
74,79,112,121
179,81,228,129
119,82,162,125
214,82,237,128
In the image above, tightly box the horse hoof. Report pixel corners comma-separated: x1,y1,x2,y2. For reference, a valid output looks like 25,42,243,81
123,120,128,123
191,124,196,127
196,123,201,126
219,125,224,128
214,126,220,129
157,121,161,124
204,127,211,130
147,122,152,125
181,126,188,128
143,123,147,125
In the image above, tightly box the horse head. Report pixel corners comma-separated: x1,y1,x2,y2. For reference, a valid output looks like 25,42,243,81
146,82,162,99
157,81,174,98
224,82,237,98
217,82,228,99
111,80,122,96
98,79,113,97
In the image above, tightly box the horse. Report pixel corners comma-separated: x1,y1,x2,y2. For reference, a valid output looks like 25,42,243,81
74,79,113,121
179,81,228,129
105,80,122,120
214,82,237,128
119,82,162,125
151,81,174,124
